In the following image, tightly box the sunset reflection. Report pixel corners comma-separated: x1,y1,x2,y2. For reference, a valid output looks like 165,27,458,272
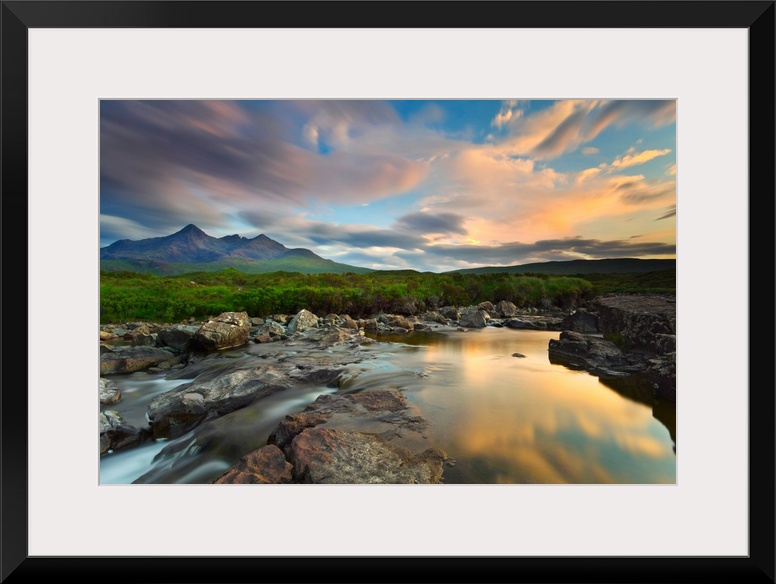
391,328,676,484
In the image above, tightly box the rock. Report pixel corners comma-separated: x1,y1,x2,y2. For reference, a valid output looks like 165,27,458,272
389,316,414,331
100,346,180,375
458,308,488,328
560,308,599,333
189,312,251,352
440,306,460,321
213,445,293,484
263,390,447,483
147,367,289,439
99,330,115,341
287,309,319,333
548,330,627,375
147,343,364,439
289,428,446,484
157,324,200,351
130,332,158,347
512,353,526,358
494,300,517,318
358,318,378,330
253,334,274,344
588,294,676,353
478,301,495,312
422,311,448,325
250,317,265,326
258,321,286,338
100,410,144,454
99,378,122,405
505,316,565,331
647,352,676,401
100,344,114,355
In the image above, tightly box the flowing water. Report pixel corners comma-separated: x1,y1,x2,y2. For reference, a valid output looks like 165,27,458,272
100,327,676,484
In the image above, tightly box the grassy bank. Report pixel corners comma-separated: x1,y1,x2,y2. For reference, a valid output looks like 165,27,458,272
100,268,675,324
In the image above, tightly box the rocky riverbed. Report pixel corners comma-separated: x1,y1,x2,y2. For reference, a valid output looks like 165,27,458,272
99,294,676,483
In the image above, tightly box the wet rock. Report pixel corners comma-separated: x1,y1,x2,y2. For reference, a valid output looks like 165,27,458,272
440,306,461,321
505,316,565,331
560,308,599,333
287,309,319,333
548,330,627,375
494,300,518,318
189,312,251,352
259,321,285,337
647,352,676,401
213,444,293,484
290,428,446,484
265,390,447,483
588,294,676,353
100,346,181,375
458,308,488,328
157,324,200,351
512,353,526,358
147,367,290,439
130,332,158,347
99,378,122,405
478,301,495,312
100,410,145,454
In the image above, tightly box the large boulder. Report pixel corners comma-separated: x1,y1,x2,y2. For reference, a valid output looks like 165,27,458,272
505,316,565,331
439,306,461,321
458,308,488,328
157,324,200,351
560,308,599,333
494,300,517,318
100,346,180,375
588,294,676,353
289,428,447,484
100,410,144,454
548,330,627,376
213,445,293,484
265,390,448,483
287,309,319,333
189,312,251,352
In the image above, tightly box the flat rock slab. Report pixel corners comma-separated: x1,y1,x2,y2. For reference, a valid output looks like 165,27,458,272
215,389,447,484
214,444,293,484
100,347,181,375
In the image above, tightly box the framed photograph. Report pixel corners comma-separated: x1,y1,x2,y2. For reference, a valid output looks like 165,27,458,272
3,1,773,582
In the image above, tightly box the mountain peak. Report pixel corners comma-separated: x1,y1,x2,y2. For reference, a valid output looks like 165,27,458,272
177,223,206,235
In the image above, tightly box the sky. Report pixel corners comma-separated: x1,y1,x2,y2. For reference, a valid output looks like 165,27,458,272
100,99,676,272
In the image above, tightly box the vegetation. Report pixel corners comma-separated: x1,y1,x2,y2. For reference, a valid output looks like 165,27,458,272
100,268,675,325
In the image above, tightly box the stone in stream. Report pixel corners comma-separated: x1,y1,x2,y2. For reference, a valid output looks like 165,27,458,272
99,377,122,405
287,309,319,333
100,410,146,454
189,311,251,352
212,389,448,484
157,324,200,351
458,308,489,328
100,346,181,375
213,445,293,484
147,327,367,439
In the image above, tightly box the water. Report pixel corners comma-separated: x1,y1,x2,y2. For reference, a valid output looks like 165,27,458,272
100,327,676,484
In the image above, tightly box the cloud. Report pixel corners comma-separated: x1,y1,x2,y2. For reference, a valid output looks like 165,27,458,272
499,99,675,159
393,212,468,235
491,100,522,128
421,236,676,266
655,206,676,221
581,146,600,155
610,149,672,171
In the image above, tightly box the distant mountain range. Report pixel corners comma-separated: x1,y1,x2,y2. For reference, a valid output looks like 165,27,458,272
100,224,676,277
448,258,676,276
99,224,373,275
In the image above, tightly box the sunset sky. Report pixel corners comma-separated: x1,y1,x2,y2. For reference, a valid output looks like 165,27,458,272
100,99,676,272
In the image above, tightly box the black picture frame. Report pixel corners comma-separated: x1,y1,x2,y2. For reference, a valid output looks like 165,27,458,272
2,1,773,582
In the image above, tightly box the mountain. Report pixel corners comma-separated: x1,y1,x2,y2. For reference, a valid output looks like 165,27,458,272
100,225,373,275
447,258,676,276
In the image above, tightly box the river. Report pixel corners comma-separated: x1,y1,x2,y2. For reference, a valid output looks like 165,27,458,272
100,327,676,484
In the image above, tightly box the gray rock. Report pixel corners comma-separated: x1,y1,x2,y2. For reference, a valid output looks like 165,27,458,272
157,324,200,351
100,346,180,375
287,309,319,333
99,378,122,405
100,410,144,454
189,312,251,352
458,308,488,328
494,300,518,318
560,308,599,333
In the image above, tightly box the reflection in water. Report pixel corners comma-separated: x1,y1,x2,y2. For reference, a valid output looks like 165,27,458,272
100,327,676,484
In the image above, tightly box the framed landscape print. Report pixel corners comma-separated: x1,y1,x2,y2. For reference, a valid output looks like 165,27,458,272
4,1,774,582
